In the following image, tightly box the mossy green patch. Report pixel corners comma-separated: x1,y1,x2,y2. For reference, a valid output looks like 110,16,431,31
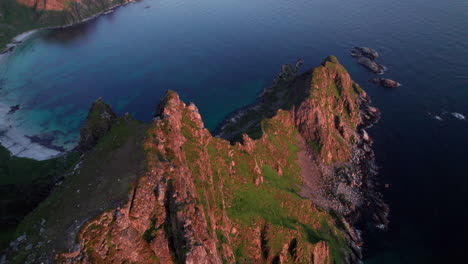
8,116,149,262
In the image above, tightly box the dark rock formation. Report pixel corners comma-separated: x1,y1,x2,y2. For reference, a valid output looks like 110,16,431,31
357,57,385,74
370,78,401,88
353,47,379,59
76,98,116,152
350,47,385,74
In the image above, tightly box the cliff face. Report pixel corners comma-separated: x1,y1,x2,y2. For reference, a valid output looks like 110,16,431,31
293,56,363,163
3,56,386,264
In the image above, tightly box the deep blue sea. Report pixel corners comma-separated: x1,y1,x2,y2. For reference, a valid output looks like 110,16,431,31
0,0,466,262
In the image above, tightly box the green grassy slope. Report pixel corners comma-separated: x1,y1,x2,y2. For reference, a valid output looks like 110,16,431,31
0,0,67,49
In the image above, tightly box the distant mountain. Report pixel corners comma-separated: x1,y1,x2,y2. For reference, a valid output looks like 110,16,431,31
0,0,132,50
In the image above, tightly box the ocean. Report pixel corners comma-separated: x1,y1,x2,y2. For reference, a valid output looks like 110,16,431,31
0,0,466,262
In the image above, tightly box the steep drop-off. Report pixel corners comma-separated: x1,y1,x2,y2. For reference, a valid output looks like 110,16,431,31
2,56,387,264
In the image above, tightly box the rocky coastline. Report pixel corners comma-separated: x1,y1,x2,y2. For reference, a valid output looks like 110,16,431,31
216,56,389,261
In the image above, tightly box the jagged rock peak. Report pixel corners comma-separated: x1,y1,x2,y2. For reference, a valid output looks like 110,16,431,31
77,98,117,152
155,90,205,128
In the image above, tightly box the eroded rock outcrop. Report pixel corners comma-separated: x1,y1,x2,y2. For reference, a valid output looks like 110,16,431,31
77,98,117,152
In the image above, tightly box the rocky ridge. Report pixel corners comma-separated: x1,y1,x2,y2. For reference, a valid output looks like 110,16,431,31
57,90,357,263
1,56,387,264
217,55,389,248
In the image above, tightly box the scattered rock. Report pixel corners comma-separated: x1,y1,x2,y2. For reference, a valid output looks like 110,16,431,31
370,78,401,88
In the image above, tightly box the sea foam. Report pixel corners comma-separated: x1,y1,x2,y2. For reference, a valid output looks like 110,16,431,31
451,112,465,120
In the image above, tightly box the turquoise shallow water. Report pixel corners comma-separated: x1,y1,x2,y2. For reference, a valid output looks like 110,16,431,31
0,0,467,262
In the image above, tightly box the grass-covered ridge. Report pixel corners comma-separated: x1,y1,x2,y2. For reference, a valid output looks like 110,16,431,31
218,56,368,164
58,91,354,263
0,0,68,49
4,114,149,263
143,92,351,263
0,145,78,249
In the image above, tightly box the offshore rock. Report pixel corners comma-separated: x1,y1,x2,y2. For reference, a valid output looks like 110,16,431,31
370,78,401,88
353,47,379,59
357,57,385,74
